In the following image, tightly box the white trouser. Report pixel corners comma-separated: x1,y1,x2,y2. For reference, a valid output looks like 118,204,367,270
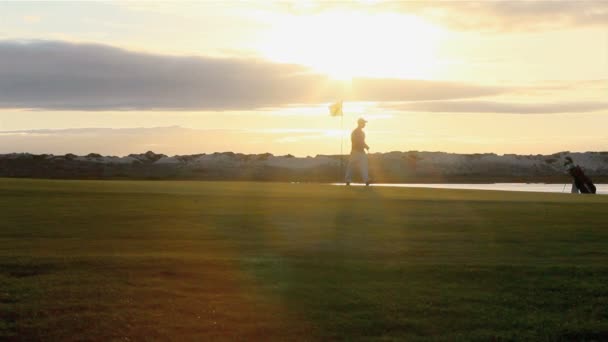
345,151,369,183
571,182,579,194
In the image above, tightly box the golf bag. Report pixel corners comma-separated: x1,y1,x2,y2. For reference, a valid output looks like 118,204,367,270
569,165,596,194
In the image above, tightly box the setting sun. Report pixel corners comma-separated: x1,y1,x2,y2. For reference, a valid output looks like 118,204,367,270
256,11,446,80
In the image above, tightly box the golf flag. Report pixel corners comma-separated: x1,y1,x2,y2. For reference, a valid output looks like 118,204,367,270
329,101,343,117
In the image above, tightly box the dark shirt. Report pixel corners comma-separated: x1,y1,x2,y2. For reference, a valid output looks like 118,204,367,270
351,128,367,153
568,165,584,178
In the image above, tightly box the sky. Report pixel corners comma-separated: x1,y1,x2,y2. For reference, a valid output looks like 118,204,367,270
0,1,607,156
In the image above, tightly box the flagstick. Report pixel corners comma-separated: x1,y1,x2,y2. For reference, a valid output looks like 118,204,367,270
329,101,345,183
340,112,344,182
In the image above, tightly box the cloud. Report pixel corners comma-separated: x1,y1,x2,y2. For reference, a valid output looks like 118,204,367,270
384,100,608,114
349,79,504,102
381,1,608,32
0,127,254,155
22,15,41,24
284,1,608,31
0,40,323,110
0,127,187,136
0,40,506,110
0,126,348,156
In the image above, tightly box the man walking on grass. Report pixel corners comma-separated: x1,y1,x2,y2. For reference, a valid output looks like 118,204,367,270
345,118,370,186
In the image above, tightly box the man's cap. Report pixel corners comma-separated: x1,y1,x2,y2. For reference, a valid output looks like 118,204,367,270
357,117,368,124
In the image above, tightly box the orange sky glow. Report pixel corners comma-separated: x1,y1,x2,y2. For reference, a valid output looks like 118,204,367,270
0,1,606,156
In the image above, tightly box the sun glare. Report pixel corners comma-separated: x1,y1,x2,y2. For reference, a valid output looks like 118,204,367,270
256,11,446,80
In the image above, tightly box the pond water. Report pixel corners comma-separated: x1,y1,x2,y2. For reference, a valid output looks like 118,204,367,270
337,183,608,195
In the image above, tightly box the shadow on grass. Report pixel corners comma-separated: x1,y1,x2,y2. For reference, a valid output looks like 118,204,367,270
0,261,59,278
209,186,608,340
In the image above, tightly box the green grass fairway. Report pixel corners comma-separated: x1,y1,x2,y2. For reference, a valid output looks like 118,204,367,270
1,179,608,341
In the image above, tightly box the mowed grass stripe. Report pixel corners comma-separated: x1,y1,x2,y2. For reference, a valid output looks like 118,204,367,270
1,178,608,340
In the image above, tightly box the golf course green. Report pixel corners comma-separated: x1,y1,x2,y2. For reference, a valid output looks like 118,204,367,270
1,178,607,341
